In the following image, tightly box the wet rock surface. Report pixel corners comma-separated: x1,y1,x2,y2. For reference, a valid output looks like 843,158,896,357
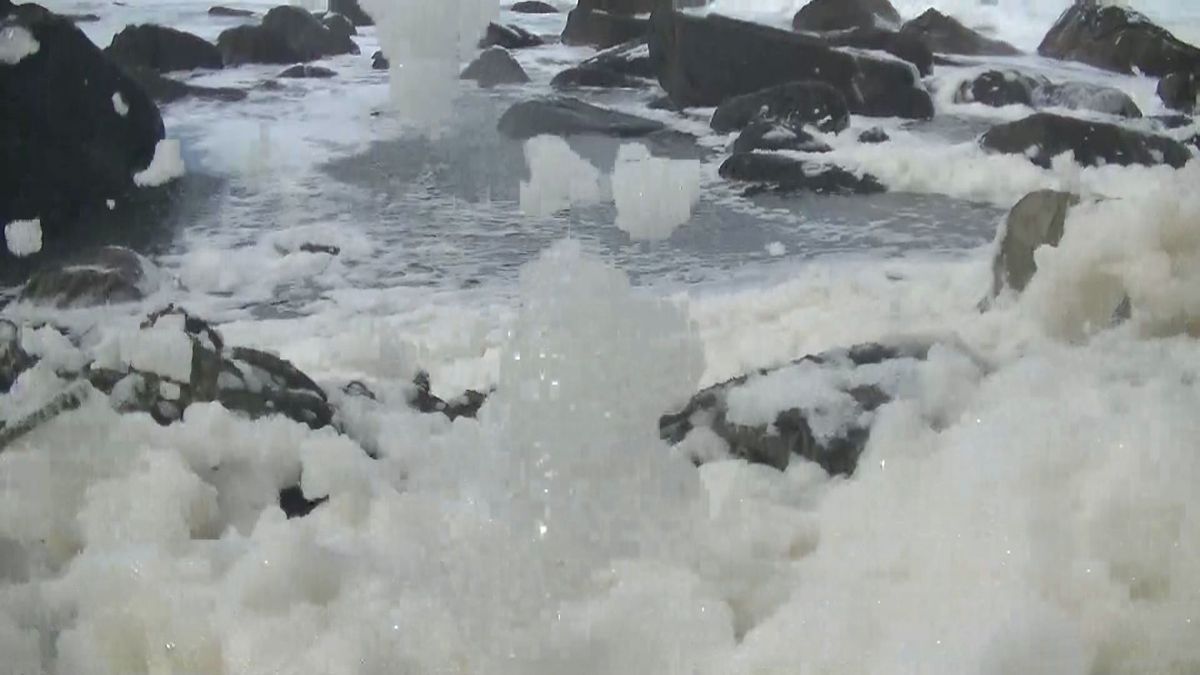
980,113,1192,169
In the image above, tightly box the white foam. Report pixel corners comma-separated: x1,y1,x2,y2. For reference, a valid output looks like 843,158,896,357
0,25,38,65
612,144,702,242
133,139,185,187
112,92,129,117
4,219,42,257
519,135,603,218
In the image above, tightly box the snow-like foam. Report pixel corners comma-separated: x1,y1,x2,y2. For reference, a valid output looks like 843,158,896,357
0,25,38,65
612,144,702,242
133,139,186,187
4,219,42,257
520,135,604,218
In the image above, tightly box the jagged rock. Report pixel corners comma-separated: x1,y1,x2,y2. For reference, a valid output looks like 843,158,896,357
105,24,224,72
328,0,373,27
120,64,247,103
553,38,652,89
371,49,388,70
480,22,543,49
719,153,885,195
980,113,1191,169
1038,0,1200,77
511,1,558,13
660,342,949,475
562,8,648,48
409,371,488,421
461,46,530,87
899,8,1019,56
216,5,358,66
278,485,327,519
955,70,1142,118
648,10,932,118
551,65,646,89
731,122,832,154
209,6,255,18
710,81,850,134
278,64,336,78
792,0,901,32
818,26,933,77
858,127,889,144
1158,71,1198,113
991,190,1078,297
322,13,357,41
19,246,158,308
498,97,665,139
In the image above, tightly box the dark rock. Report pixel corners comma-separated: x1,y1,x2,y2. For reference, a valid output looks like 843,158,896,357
209,6,256,18
278,64,337,78
298,242,340,255
562,8,648,48
991,190,1078,296
899,9,1020,56
1158,71,1198,113
121,64,248,103
1,3,166,271
1152,113,1196,130
409,371,488,421
1038,0,1200,77
511,1,558,13
955,69,1142,118
660,342,946,475
710,81,850,134
792,0,901,32
480,22,543,49
65,13,101,23
19,246,155,308
980,113,1191,169
731,122,832,154
371,49,388,70
105,24,223,72
461,47,530,87
818,26,933,77
580,38,654,77
579,0,707,13
278,485,327,519
0,320,34,394
718,153,885,195
328,0,373,27
216,5,358,66
858,127,889,143
322,13,357,41
341,380,377,400
955,69,1038,107
648,10,932,119
498,97,665,139
551,65,647,89
1188,135,1200,152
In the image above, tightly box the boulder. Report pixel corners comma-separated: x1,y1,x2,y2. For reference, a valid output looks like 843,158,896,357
121,64,247,103
718,153,885,195
1,3,166,270
498,97,665,139
0,320,34,394
562,8,647,48
818,26,933,77
551,65,646,89
371,49,388,70
660,342,951,475
955,69,1038,107
511,1,558,13
1040,0,1200,77
955,70,1141,118
899,9,1020,56
1158,71,1198,113
19,246,159,308
980,113,1192,169
322,13,357,41
105,24,224,72
328,0,373,27
278,64,336,78
990,190,1077,296
648,10,932,119
710,81,850,135
216,5,358,66
209,6,255,18
461,47,530,87
480,22,543,49
580,38,653,77
792,0,901,32
731,121,832,154
858,127,889,143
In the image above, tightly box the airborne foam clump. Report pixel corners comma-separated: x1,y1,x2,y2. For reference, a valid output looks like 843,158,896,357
133,139,185,187
612,144,701,242
0,25,39,65
4,219,42,257
358,0,498,126
111,92,129,117
520,136,603,217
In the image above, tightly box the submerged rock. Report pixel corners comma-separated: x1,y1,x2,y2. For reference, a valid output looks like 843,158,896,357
121,64,247,103
511,1,558,13
980,113,1192,169
956,70,1142,118
990,191,1078,297
551,65,647,89
498,97,665,139
105,24,223,72
718,154,885,196
710,81,850,135
209,6,256,18
899,8,1019,56
858,127,890,144
371,49,388,70
461,47,530,88
216,5,358,66
731,122,832,154
792,0,901,33
479,22,543,50
20,246,159,308
1038,0,1200,77
1158,71,1198,113
278,64,337,78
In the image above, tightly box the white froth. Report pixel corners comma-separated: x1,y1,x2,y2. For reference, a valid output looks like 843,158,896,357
4,219,42,257
133,139,185,187
111,92,129,117
520,135,603,218
612,144,702,242
0,25,39,65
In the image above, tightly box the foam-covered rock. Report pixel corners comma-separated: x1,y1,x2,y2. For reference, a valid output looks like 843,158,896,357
956,70,1142,118
731,122,832,154
19,246,160,308
1039,0,1200,77
980,113,1191,169
710,81,850,135
718,154,885,196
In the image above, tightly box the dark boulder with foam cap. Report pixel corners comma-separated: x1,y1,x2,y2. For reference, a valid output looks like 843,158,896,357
1038,0,1200,77
105,24,224,72
980,113,1191,169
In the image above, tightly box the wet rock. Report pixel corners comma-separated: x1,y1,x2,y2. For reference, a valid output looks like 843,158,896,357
899,8,1019,56
216,5,358,66
990,190,1078,297
817,26,933,77
65,13,101,23
648,10,932,119
511,1,558,13
0,321,34,394
711,81,850,135
731,122,832,154
980,113,1191,169
19,246,157,308
1038,0,1200,77
409,371,488,421
371,49,388,70
955,70,1141,118
1,3,165,271
341,380,377,400
562,8,648,48
278,485,327,519
480,22,543,50
858,127,889,144
551,65,647,89
955,69,1038,107
321,13,357,41
1158,71,1198,113
328,0,373,27
582,38,654,77
461,46,530,87
278,64,336,78
298,242,340,256
1152,113,1196,130
792,0,901,33
719,153,885,196
209,6,255,18
105,24,223,72
660,341,942,475
498,97,665,139
120,64,248,103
